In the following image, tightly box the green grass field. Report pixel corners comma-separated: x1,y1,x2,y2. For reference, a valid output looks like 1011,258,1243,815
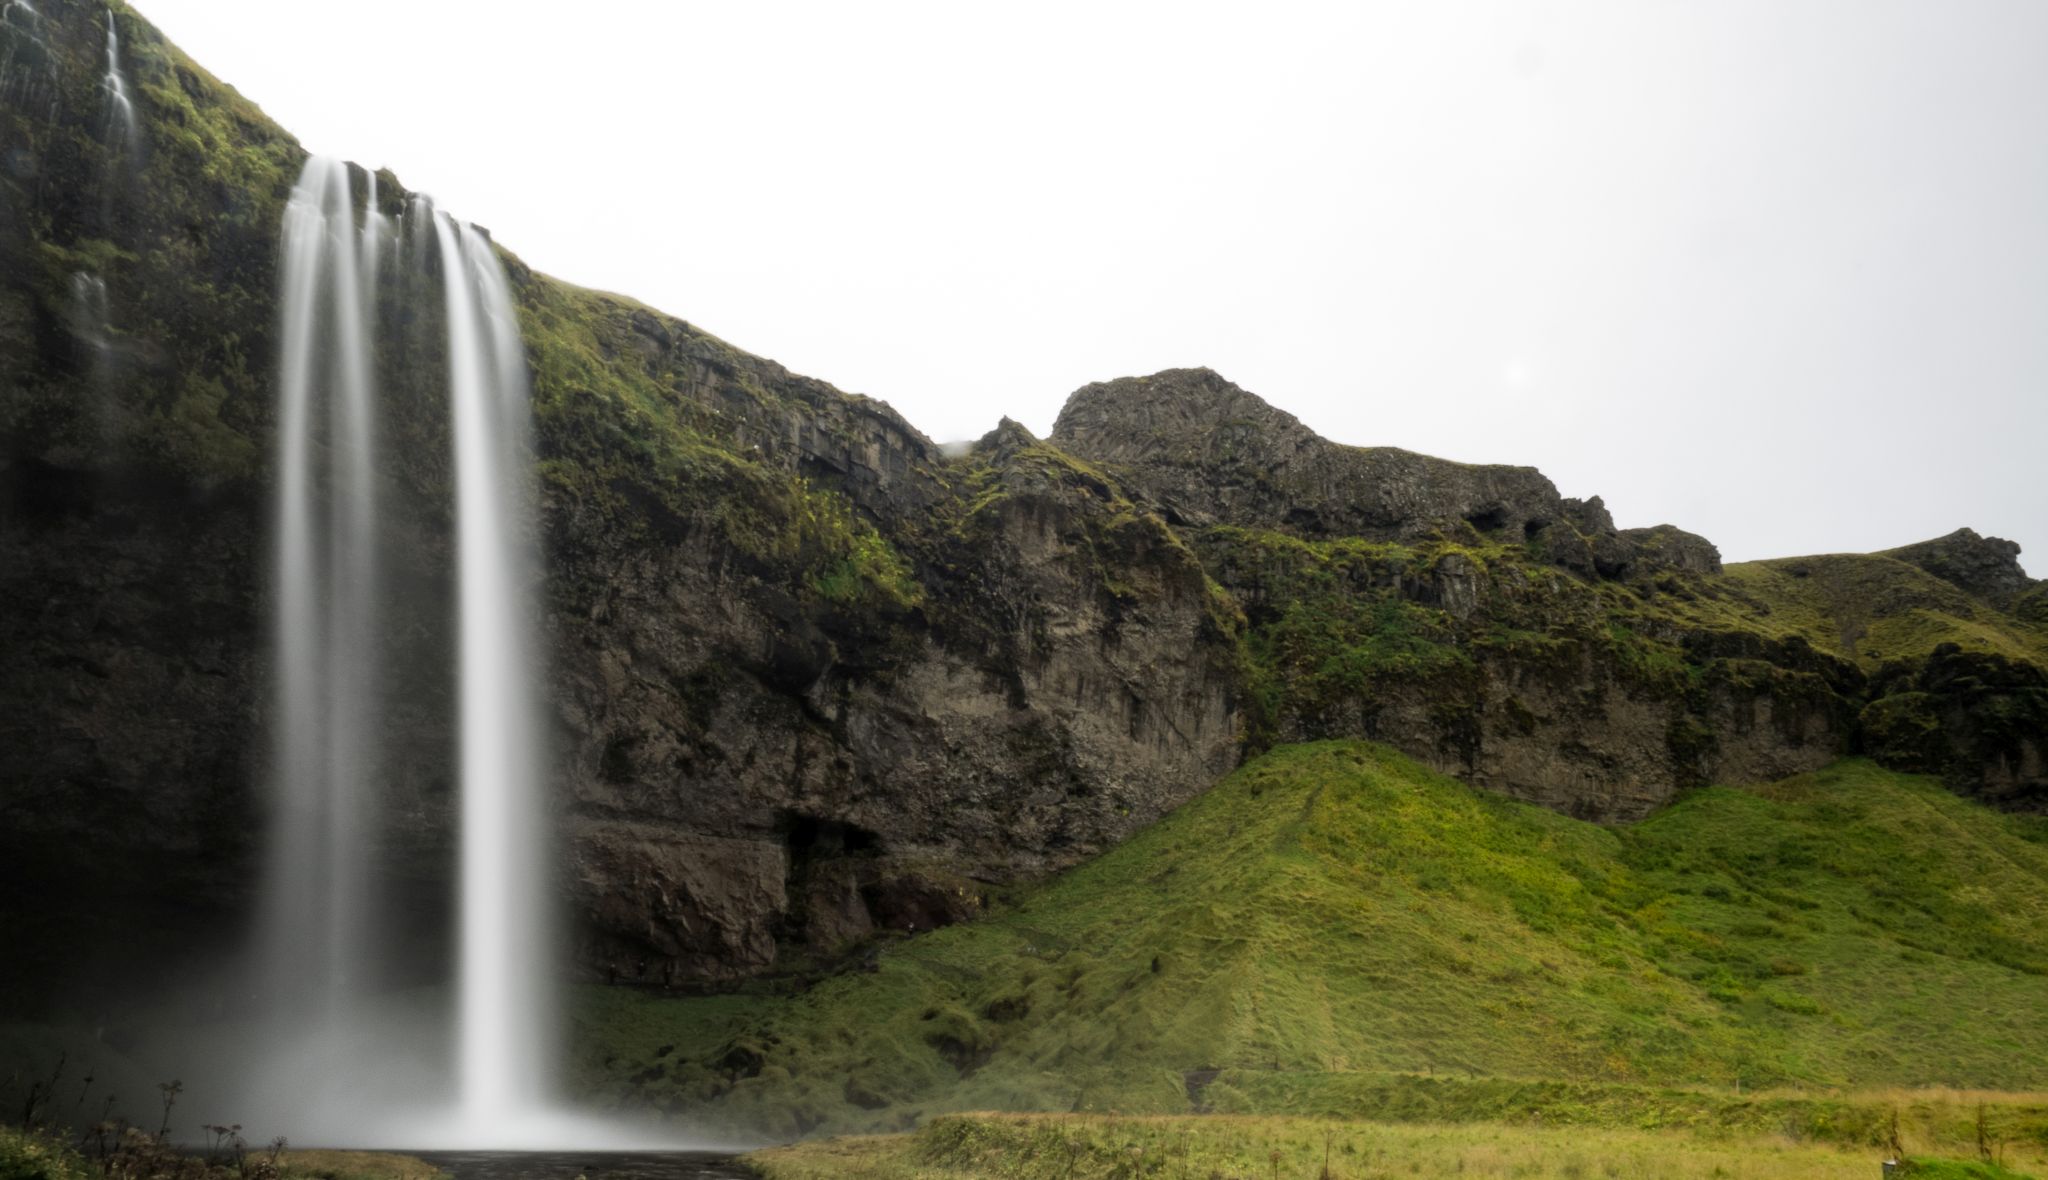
0,1128,444,1180
746,1112,2045,1180
571,742,2048,1140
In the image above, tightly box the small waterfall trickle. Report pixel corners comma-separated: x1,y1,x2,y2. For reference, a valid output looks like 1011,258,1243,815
67,270,116,429
1,0,41,41
100,7,135,149
0,0,57,117
68,270,110,357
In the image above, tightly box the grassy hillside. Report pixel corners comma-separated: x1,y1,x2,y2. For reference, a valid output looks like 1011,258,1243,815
571,742,2048,1138
1695,556,2047,670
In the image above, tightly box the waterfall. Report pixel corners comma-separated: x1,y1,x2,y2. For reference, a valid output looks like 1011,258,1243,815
264,155,382,1031
68,270,110,363
100,6,134,148
256,155,588,1146
0,0,56,117
67,269,115,433
430,210,554,1126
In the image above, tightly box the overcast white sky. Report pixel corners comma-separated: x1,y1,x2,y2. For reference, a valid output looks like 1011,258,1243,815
135,0,2045,569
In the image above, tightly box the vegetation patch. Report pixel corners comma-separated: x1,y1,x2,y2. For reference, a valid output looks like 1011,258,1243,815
0,1127,442,1180
571,743,2048,1138
746,1113,2046,1180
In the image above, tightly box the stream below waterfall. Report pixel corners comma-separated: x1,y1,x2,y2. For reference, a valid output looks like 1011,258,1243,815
410,1151,751,1180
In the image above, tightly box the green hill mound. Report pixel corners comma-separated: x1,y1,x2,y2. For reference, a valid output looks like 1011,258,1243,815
571,742,2048,1138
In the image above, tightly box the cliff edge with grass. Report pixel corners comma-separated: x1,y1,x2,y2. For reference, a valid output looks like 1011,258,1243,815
0,0,2042,1023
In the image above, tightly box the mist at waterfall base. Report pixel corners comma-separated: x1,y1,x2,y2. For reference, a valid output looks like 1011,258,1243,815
201,156,709,1151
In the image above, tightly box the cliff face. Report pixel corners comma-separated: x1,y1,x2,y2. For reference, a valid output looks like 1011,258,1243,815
0,0,1240,998
527,315,1245,979
1188,528,1854,821
0,0,304,1007
1051,372,2042,821
2,0,2043,1006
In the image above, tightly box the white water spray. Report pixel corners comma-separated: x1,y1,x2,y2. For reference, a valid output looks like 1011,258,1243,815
100,7,135,148
68,270,109,353
256,156,668,1148
265,155,381,1030
431,209,555,1130
253,153,721,1150
67,270,116,426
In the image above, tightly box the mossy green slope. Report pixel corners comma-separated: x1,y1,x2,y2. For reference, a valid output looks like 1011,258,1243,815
572,742,2048,1138
520,274,928,616
1702,556,2046,671
1,0,297,487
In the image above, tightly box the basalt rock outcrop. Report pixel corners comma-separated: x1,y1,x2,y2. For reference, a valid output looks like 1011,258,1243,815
1185,518,1865,822
1861,645,2048,810
1,0,2043,1007
1884,528,2038,609
1051,367,1722,580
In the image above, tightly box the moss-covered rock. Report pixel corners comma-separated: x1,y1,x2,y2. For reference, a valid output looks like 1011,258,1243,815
1885,527,2037,608
1048,366,1721,580
1863,647,2048,809
1,0,2041,1010
1189,524,1862,820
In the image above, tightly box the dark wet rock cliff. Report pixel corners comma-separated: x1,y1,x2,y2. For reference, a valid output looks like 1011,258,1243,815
0,0,1240,999
1,0,2043,1009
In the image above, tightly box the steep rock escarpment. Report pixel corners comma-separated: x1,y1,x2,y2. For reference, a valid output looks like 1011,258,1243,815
1048,372,2043,820
1193,523,2041,820
1041,370,1829,821
1188,525,1856,821
1861,645,2047,809
1,0,2042,1008
0,0,1237,1000
531,322,1243,979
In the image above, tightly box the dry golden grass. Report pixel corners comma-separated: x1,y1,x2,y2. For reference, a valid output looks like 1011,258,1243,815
1776,1086,2048,1109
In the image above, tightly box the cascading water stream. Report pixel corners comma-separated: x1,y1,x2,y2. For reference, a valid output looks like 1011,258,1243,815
431,208,554,1128
67,269,115,433
0,0,58,117
68,270,110,361
100,6,134,147
265,155,381,1030
255,155,620,1147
